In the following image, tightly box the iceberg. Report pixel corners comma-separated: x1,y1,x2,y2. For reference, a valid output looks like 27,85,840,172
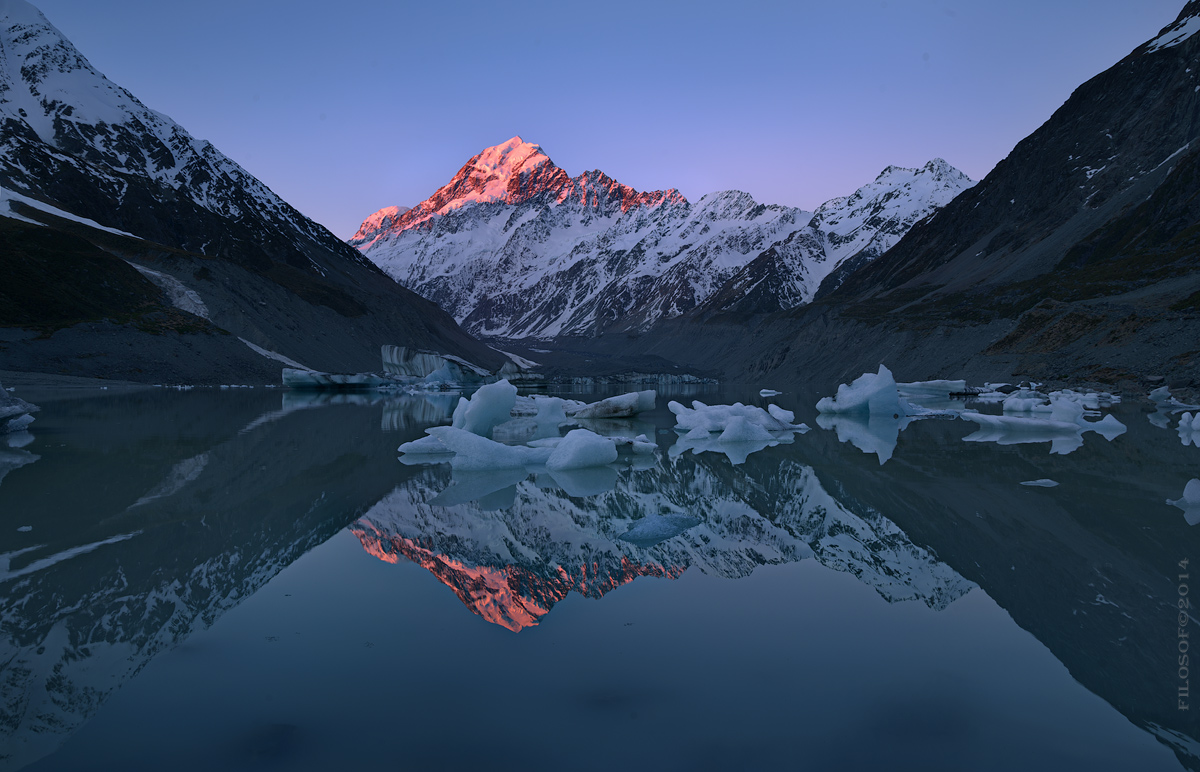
619,513,702,548
1168,479,1200,526
816,364,910,417
397,433,452,455
960,398,1127,455
0,382,39,434
759,389,782,397
425,426,551,471
669,400,805,434
546,429,619,471
1020,479,1060,487
569,390,656,419
451,379,518,438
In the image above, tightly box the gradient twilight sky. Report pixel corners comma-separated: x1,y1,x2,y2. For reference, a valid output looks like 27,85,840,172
30,0,1187,238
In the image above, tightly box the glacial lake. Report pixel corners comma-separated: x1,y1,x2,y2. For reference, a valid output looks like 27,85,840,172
0,383,1198,771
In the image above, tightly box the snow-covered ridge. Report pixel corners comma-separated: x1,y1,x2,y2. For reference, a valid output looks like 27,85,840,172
353,453,974,631
352,140,972,338
1145,3,1200,53
0,0,332,247
350,136,685,247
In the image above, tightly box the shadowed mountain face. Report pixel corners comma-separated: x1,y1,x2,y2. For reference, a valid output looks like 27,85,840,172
615,2,1200,390
1,389,1197,769
0,1,502,382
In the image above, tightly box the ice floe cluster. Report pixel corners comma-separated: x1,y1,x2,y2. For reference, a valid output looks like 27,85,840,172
811,365,1129,462
0,382,38,435
399,380,660,496
668,399,809,465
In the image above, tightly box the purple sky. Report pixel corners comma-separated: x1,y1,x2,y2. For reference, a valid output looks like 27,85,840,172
32,0,1187,238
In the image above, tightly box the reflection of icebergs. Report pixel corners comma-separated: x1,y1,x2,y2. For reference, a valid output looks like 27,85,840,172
667,399,804,465
1168,479,1200,526
130,453,209,508
282,368,392,390
1177,413,1200,447
960,400,1127,455
544,466,619,497
429,467,531,509
816,412,909,465
0,447,38,488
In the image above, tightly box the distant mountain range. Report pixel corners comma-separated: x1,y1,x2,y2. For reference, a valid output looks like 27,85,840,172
352,137,972,339
0,0,502,382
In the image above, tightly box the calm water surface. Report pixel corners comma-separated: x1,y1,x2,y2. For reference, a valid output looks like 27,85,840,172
0,384,1197,771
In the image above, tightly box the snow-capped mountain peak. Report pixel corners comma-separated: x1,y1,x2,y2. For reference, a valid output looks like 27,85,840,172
352,141,972,338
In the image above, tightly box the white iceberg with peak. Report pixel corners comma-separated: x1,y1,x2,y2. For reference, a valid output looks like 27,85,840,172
816,364,912,417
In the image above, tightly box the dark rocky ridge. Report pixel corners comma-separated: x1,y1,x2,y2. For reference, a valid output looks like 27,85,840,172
599,2,1200,392
0,1,503,383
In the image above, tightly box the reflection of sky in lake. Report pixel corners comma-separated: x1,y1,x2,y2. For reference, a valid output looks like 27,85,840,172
0,385,1196,771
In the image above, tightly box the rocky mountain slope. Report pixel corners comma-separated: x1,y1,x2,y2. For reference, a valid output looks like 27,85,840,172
622,1,1200,390
353,137,971,339
0,0,502,382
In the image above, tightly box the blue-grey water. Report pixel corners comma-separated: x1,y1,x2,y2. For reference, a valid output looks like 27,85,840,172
0,384,1197,771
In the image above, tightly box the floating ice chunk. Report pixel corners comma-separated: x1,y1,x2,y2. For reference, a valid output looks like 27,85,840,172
816,364,909,416
759,389,782,397
570,390,656,419
398,433,452,455
619,513,702,548
425,426,550,471
3,414,35,433
960,405,1125,455
817,413,906,465
534,396,568,424
451,379,518,437
1020,479,1060,487
1168,479,1200,526
669,400,801,434
546,429,619,471
1002,389,1050,413
767,404,795,424
0,381,38,434
718,416,775,443
897,379,968,398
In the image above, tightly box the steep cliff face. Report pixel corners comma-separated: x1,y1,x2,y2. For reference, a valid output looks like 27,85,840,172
353,138,970,339
0,0,503,380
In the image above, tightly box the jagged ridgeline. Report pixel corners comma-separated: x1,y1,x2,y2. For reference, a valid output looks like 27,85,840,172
0,0,503,382
623,1,1200,388
351,137,972,339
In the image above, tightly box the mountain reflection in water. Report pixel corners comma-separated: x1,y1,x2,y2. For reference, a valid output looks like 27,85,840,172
0,386,1195,771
